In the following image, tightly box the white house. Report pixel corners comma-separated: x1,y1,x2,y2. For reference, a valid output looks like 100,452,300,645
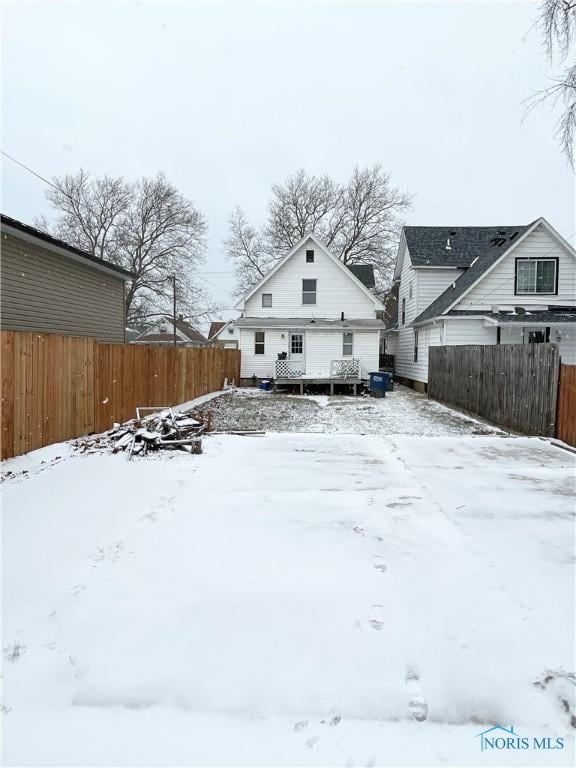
133,315,207,346
385,218,576,389
208,320,239,349
235,234,385,390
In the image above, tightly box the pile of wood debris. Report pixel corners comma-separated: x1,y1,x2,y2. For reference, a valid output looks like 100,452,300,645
75,407,208,459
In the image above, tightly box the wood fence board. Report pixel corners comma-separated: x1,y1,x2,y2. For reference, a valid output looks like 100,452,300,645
0,330,241,459
557,364,576,447
428,343,560,436
1,331,14,460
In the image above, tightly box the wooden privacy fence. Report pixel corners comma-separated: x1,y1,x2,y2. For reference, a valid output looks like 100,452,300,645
428,343,560,437
556,364,576,447
0,331,241,460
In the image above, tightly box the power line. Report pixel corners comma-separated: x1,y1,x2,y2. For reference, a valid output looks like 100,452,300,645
195,272,234,295
1,150,59,191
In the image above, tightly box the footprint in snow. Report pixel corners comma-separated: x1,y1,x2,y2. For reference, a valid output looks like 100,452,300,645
373,556,387,573
368,604,385,631
3,643,26,662
405,666,429,721
305,736,320,748
386,501,413,509
321,713,341,726
293,720,308,732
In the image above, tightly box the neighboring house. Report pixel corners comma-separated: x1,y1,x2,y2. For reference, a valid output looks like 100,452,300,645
1,214,133,343
208,320,239,349
133,315,207,346
385,218,576,389
235,233,385,388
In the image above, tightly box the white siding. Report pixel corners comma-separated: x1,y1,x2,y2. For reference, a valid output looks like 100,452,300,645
239,328,286,378
393,249,452,383
394,323,443,384
445,319,498,345
455,224,576,310
397,248,418,326
239,327,379,379
416,267,465,313
244,238,378,318
305,330,379,378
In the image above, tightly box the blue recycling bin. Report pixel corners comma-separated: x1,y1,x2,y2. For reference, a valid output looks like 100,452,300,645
369,372,386,398
259,380,272,391
381,372,393,392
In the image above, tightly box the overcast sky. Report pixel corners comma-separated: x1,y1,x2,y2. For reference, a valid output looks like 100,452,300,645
2,0,574,314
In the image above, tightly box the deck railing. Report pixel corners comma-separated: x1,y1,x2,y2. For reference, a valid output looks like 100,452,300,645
275,358,360,379
330,358,359,378
275,360,306,378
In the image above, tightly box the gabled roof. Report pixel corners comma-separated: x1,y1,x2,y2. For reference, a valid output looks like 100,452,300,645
137,316,207,344
1,213,134,280
208,321,226,339
169,316,207,343
347,264,375,288
411,218,575,324
235,233,384,310
404,225,529,268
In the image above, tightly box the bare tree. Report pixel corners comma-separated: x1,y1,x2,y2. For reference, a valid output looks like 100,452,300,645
266,170,344,252
42,170,208,325
225,207,274,298
530,1,576,165
227,166,410,298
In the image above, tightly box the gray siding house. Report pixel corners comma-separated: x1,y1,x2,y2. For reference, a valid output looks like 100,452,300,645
1,214,133,343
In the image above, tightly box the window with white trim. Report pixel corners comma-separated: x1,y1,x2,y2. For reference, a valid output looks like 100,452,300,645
306,250,315,263
302,279,317,304
343,331,353,356
516,259,557,294
413,330,419,362
262,293,272,308
290,334,303,354
254,331,265,355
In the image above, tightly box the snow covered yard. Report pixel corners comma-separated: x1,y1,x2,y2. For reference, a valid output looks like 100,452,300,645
189,385,502,436
2,392,575,767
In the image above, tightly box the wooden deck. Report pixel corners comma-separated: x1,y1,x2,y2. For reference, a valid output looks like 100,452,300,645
274,377,363,395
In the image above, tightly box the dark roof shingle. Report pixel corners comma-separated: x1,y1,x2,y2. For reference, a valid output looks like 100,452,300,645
208,321,226,339
407,224,533,323
347,264,375,288
404,225,529,268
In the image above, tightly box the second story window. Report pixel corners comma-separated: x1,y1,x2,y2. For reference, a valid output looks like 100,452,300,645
401,297,406,325
254,331,265,355
409,282,413,300
516,258,558,294
306,249,315,263
262,293,272,308
302,279,317,305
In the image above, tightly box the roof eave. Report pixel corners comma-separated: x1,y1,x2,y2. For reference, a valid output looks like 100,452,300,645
1,218,135,280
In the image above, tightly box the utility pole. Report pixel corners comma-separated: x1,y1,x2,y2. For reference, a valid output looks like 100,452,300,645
172,274,177,348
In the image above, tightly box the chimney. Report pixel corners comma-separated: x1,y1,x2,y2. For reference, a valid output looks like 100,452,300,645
445,238,452,250
341,311,345,321
178,314,184,321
